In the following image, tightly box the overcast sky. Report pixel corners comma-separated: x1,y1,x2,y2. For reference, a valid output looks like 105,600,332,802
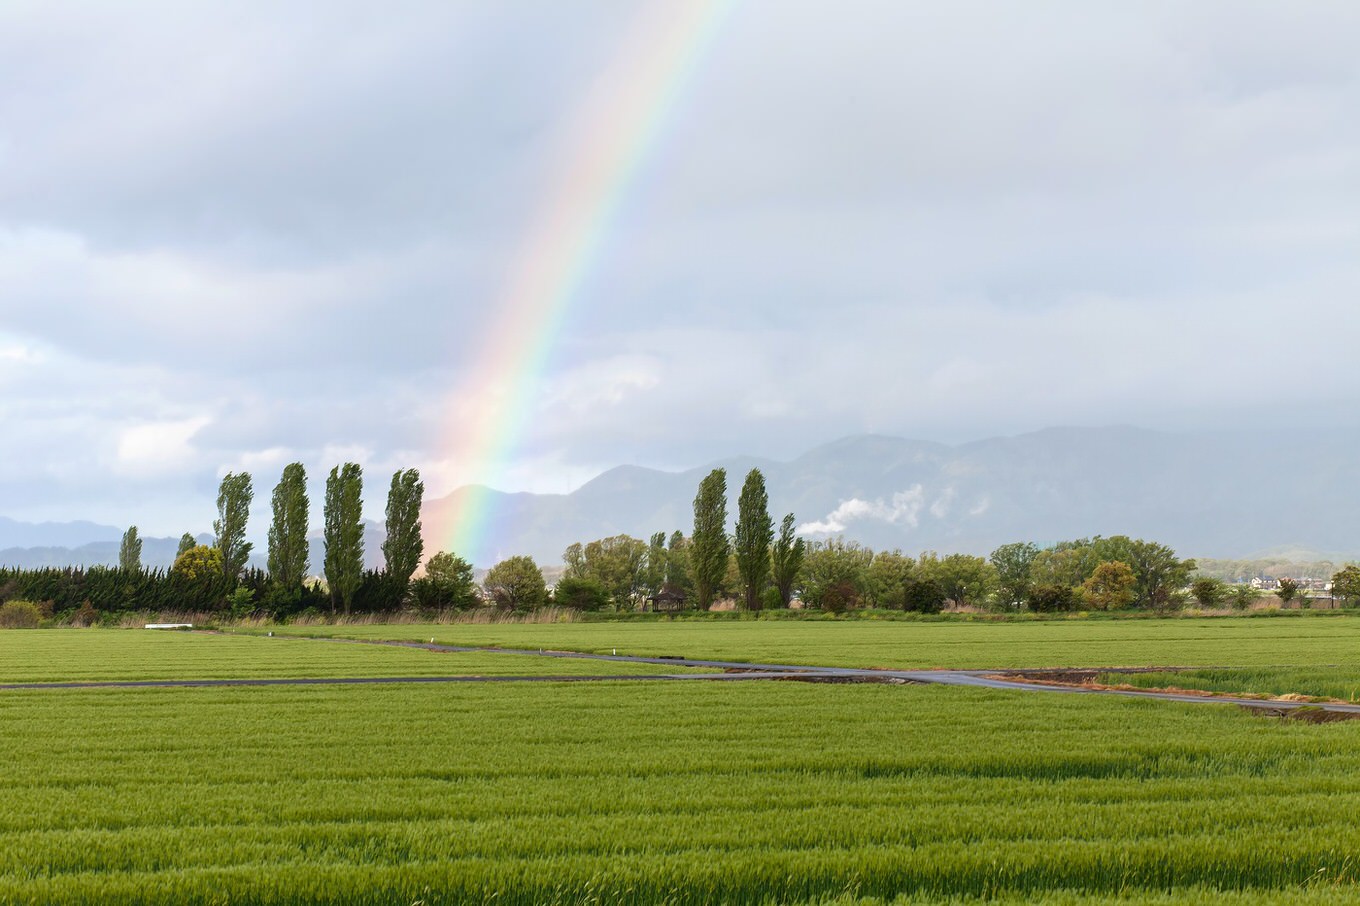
2,1,1358,535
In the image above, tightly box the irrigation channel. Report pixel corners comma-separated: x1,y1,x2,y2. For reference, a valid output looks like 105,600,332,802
5,631,1360,719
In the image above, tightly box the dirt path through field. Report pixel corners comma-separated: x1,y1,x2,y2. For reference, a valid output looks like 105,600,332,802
7,631,1360,719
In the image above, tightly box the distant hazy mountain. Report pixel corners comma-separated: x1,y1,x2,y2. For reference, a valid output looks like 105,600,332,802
5,427,1358,570
422,427,1360,566
0,521,389,572
0,532,212,570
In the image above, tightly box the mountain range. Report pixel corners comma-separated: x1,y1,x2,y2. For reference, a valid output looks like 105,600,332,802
422,426,1360,565
4,427,1358,570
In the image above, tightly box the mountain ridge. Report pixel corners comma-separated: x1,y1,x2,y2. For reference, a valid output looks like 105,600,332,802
4,426,1358,568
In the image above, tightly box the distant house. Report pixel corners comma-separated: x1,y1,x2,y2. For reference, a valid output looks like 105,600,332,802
647,587,688,613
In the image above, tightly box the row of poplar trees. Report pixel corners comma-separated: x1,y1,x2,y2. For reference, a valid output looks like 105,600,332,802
129,464,426,614
688,467,805,611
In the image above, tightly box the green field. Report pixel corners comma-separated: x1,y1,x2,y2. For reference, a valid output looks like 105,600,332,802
1098,667,1360,703
266,613,1360,670
3,676,1360,904
5,623,1360,904
0,630,708,684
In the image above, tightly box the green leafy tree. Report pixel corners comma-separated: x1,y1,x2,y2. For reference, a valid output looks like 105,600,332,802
1029,582,1080,613
1083,536,1194,610
734,468,773,611
902,576,946,614
1081,560,1137,610
267,463,310,588
118,526,142,573
382,468,425,597
865,550,914,609
919,552,997,608
213,472,254,578
484,555,548,611
1332,565,1360,607
409,551,478,610
173,544,224,581
562,542,586,579
323,463,364,614
176,533,197,559
591,536,649,607
1276,577,1301,607
990,541,1038,610
770,514,805,608
642,532,668,597
690,469,729,610
1229,583,1260,610
798,538,872,612
666,531,693,599
553,576,610,611
1190,576,1228,609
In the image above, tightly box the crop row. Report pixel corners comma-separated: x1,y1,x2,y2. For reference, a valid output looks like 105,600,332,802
0,630,703,683
3,679,1359,903
1098,667,1360,703
268,613,1360,670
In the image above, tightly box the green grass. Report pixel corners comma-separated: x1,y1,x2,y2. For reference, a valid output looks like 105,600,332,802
0,629,710,684
1098,668,1360,703
265,614,1360,670
2,679,1359,904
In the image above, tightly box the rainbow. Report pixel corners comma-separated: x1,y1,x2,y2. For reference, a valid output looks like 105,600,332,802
433,0,734,565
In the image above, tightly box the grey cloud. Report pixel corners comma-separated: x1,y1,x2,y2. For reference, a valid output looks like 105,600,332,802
1,1,1358,534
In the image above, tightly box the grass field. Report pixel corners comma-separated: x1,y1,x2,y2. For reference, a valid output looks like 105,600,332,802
1098,667,1360,703
5,623,1360,904
4,676,1360,904
0,630,709,684
264,613,1360,671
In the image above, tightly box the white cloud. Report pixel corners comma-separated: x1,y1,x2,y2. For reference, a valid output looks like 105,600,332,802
799,486,925,536
115,416,212,478
929,488,956,519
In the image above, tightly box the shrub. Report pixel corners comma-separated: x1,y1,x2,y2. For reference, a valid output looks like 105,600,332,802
1029,583,1081,613
0,600,43,629
71,600,98,627
1190,577,1227,609
553,576,609,611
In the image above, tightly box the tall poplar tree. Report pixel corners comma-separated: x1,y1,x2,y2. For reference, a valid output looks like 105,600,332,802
734,468,773,610
324,463,364,614
119,526,142,572
176,532,197,559
214,472,254,578
267,462,310,587
771,513,806,608
690,468,729,610
382,468,425,596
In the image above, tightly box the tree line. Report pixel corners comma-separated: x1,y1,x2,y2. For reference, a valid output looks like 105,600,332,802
0,462,482,621
479,468,1360,614
5,464,1359,622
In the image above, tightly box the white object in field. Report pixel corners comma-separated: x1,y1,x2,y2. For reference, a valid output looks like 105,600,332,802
145,623,193,630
